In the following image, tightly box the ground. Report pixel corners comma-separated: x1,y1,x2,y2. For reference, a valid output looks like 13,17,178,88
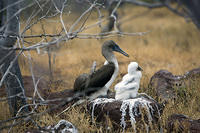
0,6,200,132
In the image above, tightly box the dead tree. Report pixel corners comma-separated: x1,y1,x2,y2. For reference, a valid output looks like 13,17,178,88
124,0,200,29
0,0,29,115
180,0,200,29
0,0,147,131
98,0,200,31
101,1,122,33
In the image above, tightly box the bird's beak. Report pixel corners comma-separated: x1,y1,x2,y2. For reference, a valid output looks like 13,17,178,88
114,46,129,57
137,66,143,71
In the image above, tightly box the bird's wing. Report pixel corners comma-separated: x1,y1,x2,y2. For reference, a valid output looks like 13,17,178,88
124,82,139,90
73,73,89,92
86,63,115,89
124,76,135,85
115,75,134,90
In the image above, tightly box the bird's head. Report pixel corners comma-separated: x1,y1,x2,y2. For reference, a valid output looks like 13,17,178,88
102,40,129,57
128,62,143,75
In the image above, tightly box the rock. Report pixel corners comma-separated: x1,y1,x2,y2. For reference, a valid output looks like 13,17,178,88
87,95,164,131
149,68,200,102
167,114,200,133
26,119,78,133
149,70,181,102
184,67,200,87
49,119,78,133
184,67,200,79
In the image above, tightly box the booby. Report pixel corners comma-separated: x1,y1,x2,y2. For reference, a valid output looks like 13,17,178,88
115,62,142,100
74,40,129,100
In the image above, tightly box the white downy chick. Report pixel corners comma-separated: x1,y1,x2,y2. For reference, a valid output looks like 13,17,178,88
115,62,142,100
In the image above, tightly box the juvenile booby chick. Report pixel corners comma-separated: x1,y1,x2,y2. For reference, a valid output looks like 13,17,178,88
115,62,142,100
74,40,129,100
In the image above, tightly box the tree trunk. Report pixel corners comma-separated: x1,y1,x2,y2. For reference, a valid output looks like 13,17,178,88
0,1,3,27
181,0,200,29
0,0,29,115
0,0,6,34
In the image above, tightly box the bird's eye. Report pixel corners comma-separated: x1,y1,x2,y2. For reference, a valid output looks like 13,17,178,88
114,45,119,49
113,45,118,50
109,45,113,48
109,44,115,49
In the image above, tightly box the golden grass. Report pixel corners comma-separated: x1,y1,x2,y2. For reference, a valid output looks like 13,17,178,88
1,6,200,132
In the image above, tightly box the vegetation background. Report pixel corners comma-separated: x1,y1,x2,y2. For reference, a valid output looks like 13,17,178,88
1,4,200,132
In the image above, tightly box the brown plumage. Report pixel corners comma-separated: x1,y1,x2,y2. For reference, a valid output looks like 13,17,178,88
73,40,129,99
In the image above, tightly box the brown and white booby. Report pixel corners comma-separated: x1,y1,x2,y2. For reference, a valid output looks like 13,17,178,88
73,40,129,100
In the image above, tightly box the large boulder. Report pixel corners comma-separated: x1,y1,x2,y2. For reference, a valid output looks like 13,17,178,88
167,114,200,133
149,68,200,102
87,94,164,131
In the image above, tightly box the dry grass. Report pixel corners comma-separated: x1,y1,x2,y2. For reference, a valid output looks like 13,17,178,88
1,6,200,132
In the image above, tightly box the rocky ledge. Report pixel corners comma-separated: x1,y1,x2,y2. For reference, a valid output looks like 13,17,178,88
87,94,164,131
167,114,200,133
149,68,200,102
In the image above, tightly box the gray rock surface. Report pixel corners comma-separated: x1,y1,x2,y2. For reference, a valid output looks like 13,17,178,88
149,68,200,102
87,95,164,131
167,114,200,133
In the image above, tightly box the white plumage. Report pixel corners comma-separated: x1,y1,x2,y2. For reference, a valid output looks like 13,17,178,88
115,62,142,100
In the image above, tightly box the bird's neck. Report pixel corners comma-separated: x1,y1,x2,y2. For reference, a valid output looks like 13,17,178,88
102,50,119,89
104,51,118,71
103,50,117,65
105,55,119,89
